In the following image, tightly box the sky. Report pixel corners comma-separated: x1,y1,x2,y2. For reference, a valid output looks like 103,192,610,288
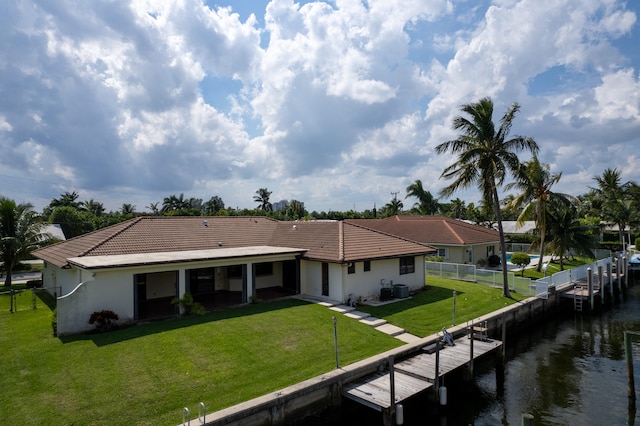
1,0,639,214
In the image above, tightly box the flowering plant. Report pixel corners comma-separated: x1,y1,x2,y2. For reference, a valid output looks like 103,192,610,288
88,310,119,332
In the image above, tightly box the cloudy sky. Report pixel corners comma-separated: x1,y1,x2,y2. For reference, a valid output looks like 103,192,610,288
1,0,639,214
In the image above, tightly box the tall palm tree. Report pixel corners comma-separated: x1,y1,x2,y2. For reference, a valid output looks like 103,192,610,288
449,198,466,219
545,198,597,270
254,188,272,211
504,156,570,272
435,97,538,297
0,197,46,286
591,168,635,250
405,179,439,215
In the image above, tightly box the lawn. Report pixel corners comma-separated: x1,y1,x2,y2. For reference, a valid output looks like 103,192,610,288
358,278,526,337
0,278,524,425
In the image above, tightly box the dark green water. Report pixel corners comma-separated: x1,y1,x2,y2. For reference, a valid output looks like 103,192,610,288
309,278,640,425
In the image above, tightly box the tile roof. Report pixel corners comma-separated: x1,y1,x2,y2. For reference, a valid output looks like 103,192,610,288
345,215,502,245
34,216,435,268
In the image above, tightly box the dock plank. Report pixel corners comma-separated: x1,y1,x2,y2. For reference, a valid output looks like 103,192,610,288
342,336,501,412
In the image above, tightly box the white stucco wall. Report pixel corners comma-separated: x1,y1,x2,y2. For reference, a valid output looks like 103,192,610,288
299,261,343,302
57,269,136,335
340,256,426,302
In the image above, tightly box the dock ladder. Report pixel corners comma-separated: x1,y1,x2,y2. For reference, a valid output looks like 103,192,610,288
574,288,583,312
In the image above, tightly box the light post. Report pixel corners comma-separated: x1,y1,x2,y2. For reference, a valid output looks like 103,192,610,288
333,316,339,369
452,290,457,326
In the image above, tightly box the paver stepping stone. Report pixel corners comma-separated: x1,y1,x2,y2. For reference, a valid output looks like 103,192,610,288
375,323,405,336
395,333,421,344
329,305,356,314
344,310,371,320
359,316,387,327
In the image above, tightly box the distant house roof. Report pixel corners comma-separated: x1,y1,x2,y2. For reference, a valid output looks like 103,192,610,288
346,215,501,246
499,221,537,234
42,224,66,241
33,216,436,269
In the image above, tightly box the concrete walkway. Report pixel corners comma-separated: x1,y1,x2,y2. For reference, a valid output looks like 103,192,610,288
297,297,421,343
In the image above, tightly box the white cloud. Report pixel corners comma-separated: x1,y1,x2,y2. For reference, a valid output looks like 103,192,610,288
0,0,638,213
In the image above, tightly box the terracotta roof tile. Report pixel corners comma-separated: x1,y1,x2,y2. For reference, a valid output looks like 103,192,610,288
34,217,435,268
346,215,501,245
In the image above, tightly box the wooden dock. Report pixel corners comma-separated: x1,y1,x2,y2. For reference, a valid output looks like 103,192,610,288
342,335,502,411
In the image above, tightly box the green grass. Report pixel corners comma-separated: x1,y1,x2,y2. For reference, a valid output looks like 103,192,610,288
519,256,593,280
0,278,524,425
358,277,526,337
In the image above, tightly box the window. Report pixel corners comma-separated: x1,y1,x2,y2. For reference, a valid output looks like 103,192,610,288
364,260,371,272
227,265,243,278
347,262,355,274
399,256,415,275
487,246,494,257
437,248,447,259
255,262,273,276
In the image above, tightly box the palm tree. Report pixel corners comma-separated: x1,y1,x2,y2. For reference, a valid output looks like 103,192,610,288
545,198,597,270
254,188,272,211
384,198,403,216
0,197,46,286
80,199,105,217
504,156,570,272
449,198,466,219
162,193,189,213
203,196,225,214
435,97,538,297
146,202,160,215
591,168,636,251
405,180,439,215
121,204,136,215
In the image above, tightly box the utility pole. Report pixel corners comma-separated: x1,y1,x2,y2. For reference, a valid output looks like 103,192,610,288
391,191,399,201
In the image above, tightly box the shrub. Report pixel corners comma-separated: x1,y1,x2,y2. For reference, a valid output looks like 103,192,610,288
426,255,445,262
52,308,57,336
477,258,487,268
171,292,206,316
510,252,531,276
88,310,119,332
26,280,43,288
488,255,501,267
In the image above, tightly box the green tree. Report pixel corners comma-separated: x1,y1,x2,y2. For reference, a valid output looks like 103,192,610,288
405,180,439,215
545,198,597,270
435,97,538,297
254,188,272,212
504,156,570,272
49,206,96,238
80,199,105,217
121,204,136,216
591,168,636,251
0,197,46,286
203,196,225,215
509,252,530,276
284,200,306,219
383,197,403,216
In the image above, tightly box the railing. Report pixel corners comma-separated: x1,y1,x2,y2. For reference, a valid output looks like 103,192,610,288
425,261,476,282
428,257,616,298
426,261,534,295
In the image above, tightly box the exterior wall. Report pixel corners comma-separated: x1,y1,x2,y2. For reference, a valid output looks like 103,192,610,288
42,263,78,296
255,262,283,289
57,268,136,335
340,256,426,302
299,261,343,302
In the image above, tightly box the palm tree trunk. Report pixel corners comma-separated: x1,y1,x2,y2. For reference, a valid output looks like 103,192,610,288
492,186,510,297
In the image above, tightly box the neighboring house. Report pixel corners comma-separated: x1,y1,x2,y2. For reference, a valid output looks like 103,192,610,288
500,221,536,235
346,215,502,265
33,216,435,335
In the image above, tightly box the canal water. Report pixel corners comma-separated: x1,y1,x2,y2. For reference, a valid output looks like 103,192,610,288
307,278,640,425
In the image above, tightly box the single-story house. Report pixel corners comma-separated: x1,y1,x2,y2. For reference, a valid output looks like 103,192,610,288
346,215,502,265
33,216,435,335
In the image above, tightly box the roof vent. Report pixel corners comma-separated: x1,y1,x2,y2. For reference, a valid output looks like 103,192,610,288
217,241,223,247
293,225,297,230
203,219,208,227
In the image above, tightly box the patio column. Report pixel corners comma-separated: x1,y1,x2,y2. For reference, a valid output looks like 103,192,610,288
178,268,186,297
242,263,255,303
